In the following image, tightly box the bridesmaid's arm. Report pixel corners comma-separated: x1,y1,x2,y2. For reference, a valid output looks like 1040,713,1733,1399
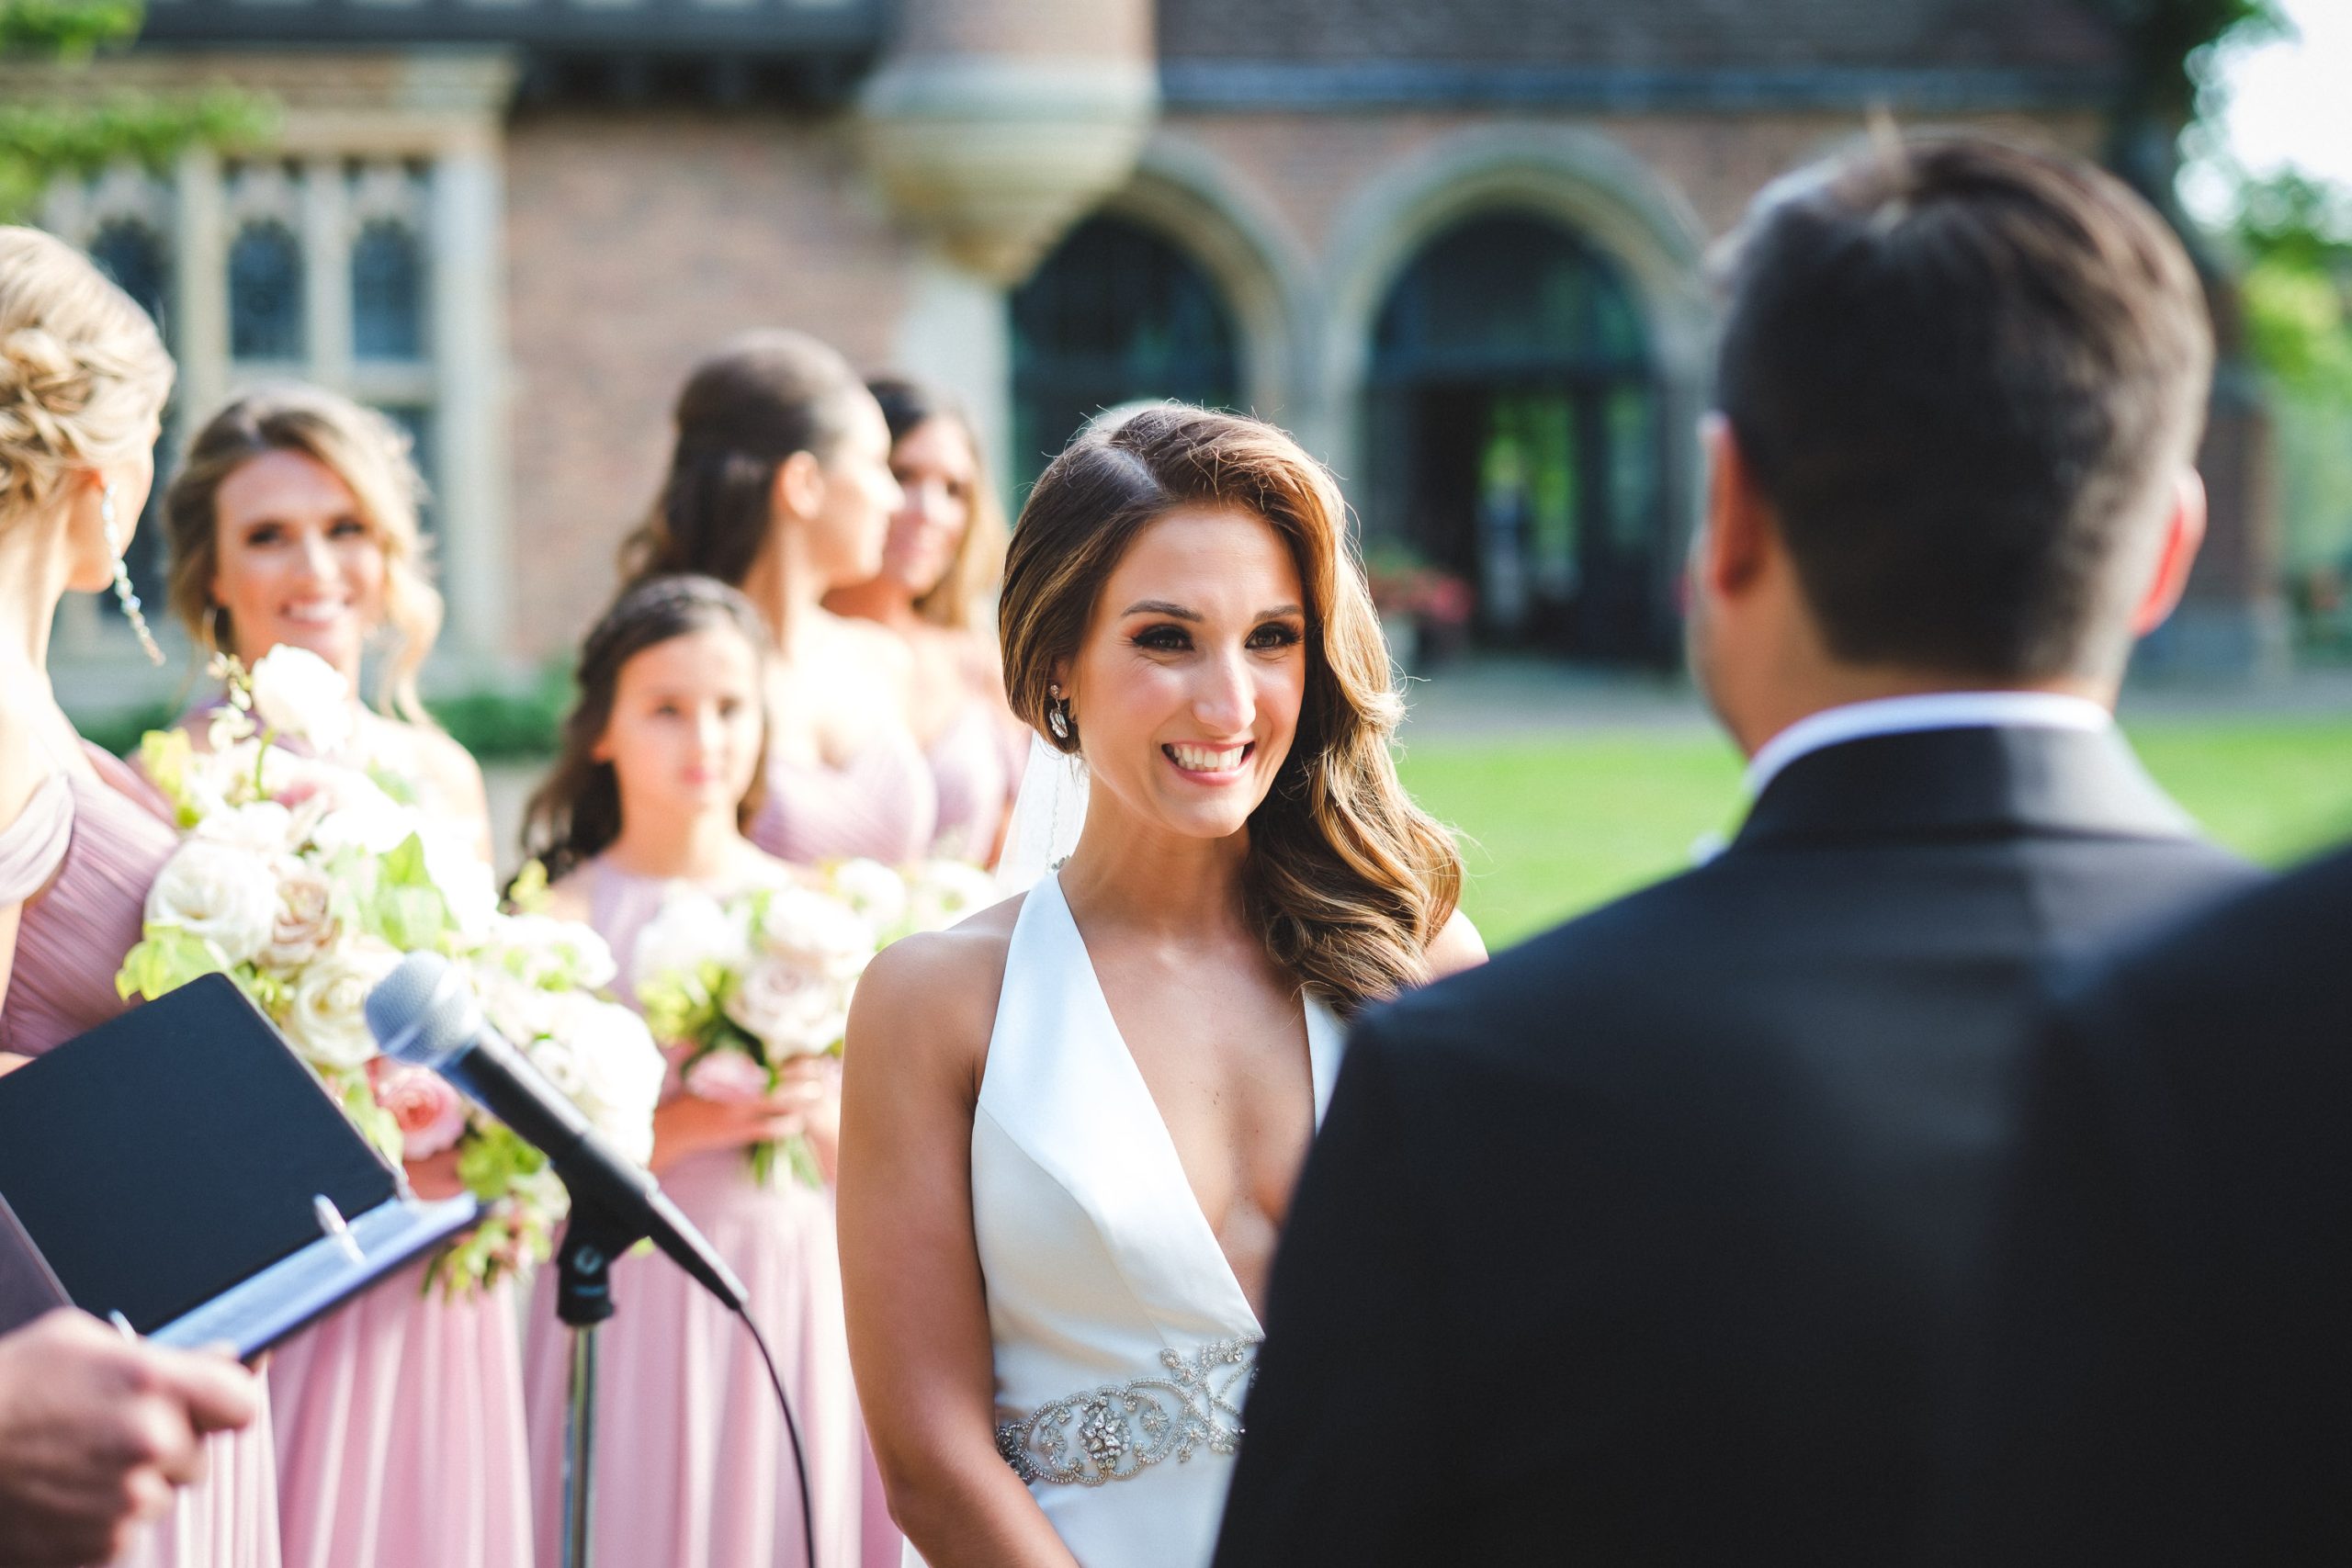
839,926,1082,1568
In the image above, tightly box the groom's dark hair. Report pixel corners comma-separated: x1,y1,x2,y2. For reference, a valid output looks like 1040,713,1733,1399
1713,133,2212,681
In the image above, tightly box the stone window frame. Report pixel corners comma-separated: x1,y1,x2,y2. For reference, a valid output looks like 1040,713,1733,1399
38,53,514,713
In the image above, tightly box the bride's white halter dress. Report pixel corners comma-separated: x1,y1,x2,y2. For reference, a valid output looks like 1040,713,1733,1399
922,870,1344,1568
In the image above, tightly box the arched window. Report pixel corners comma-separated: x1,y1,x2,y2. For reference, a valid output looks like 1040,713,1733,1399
229,220,305,361
86,220,174,616
352,220,425,362
1010,214,1240,492
1365,213,1663,662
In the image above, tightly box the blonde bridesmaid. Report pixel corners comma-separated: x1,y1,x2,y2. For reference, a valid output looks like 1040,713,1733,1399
160,384,527,1568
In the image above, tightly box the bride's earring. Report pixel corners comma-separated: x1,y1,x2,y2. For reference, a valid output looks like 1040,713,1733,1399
102,484,165,668
1046,685,1074,744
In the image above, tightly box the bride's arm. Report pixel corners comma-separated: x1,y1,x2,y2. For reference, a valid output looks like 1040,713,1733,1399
839,928,1080,1568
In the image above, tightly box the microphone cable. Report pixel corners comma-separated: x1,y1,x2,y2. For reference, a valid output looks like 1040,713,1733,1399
737,1305,819,1568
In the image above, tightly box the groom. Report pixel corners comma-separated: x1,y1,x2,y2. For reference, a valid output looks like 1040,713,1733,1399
1212,133,2262,1567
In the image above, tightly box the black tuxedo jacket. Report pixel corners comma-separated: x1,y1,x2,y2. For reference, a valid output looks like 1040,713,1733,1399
1212,725,2259,1568
1955,846,2352,1565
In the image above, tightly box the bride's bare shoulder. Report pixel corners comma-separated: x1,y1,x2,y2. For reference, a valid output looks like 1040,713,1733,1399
849,891,1025,1079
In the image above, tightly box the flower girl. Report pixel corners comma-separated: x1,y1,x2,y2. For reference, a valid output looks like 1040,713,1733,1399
518,574,873,1568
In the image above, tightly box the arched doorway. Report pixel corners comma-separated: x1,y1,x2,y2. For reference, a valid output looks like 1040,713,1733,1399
1364,212,1666,662
1010,214,1240,493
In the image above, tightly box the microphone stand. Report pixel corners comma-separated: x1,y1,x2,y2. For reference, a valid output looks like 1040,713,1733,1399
552,1202,636,1568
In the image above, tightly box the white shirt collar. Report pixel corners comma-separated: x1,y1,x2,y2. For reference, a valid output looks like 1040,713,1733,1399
1744,691,2114,797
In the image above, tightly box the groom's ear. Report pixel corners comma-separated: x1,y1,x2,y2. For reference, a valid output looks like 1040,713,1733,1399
2129,466,2208,637
1700,414,1778,604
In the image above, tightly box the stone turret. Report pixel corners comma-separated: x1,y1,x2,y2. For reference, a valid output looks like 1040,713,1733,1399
855,0,1158,286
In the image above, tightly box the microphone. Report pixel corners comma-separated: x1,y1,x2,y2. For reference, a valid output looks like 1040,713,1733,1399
364,951,747,1312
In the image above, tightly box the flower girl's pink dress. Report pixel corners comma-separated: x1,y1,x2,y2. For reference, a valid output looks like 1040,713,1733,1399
520,858,875,1567
0,741,282,1568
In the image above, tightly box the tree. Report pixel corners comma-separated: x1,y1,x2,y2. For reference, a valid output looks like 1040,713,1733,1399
0,0,269,220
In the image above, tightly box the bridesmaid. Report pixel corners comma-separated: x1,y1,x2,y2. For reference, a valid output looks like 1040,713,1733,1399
164,385,492,859
158,384,527,1568
824,378,1023,866
0,227,283,1567
623,331,937,869
517,574,863,1567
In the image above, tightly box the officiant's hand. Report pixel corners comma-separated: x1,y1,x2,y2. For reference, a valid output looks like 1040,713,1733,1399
0,1308,258,1566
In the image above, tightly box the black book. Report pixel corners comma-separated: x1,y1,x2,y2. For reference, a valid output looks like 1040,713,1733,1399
0,972,479,1356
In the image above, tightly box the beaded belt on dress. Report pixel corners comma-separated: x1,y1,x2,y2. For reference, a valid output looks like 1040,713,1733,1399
995,1335,1260,1486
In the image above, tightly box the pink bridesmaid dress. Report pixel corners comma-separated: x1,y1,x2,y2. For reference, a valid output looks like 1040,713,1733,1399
229,713,533,1568
0,741,282,1568
266,1261,533,1568
521,859,875,1567
751,730,939,869
922,701,1023,868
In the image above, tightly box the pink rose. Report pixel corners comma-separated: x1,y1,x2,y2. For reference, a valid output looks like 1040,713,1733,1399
369,1060,468,1159
682,1049,774,1105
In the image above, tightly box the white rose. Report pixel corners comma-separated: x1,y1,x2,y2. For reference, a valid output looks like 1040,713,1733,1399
633,892,752,990
249,644,356,756
828,858,909,934
420,826,498,942
475,913,616,992
284,938,400,1070
259,855,341,970
725,956,849,1058
529,993,662,1166
756,886,876,983
303,773,416,860
144,839,280,966
192,800,297,856
905,860,1001,934
470,967,556,1048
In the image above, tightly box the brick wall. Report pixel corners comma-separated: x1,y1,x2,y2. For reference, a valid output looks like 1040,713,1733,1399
1158,106,2109,256
500,108,918,661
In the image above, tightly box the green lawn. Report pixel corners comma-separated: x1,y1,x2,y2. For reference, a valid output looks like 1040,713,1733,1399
1396,718,2352,948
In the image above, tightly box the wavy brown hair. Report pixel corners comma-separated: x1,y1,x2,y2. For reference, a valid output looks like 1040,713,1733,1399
522,574,772,881
869,375,1007,631
619,330,868,590
1001,405,1461,1016
164,385,441,722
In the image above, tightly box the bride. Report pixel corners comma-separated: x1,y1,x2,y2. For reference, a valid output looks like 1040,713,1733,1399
838,405,1484,1568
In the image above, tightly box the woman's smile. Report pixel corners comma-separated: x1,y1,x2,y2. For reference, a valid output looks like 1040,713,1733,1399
1163,740,1255,781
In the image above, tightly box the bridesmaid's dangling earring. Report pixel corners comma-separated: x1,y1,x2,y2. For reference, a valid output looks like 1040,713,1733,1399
102,484,165,667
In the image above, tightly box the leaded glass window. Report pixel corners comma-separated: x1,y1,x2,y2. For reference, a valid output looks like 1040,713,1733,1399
1010,215,1240,493
1366,213,1665,662
230,220,305,361
86,220,173,613
352,220,425,362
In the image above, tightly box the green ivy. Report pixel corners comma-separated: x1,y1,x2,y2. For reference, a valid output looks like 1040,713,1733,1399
0,2,275,221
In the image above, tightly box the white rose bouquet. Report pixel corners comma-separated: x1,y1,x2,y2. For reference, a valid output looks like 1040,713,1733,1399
116,651,662,1293
634,879,880,1187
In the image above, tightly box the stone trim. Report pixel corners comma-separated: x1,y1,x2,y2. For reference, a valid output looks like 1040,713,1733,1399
1160,62,2123,114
